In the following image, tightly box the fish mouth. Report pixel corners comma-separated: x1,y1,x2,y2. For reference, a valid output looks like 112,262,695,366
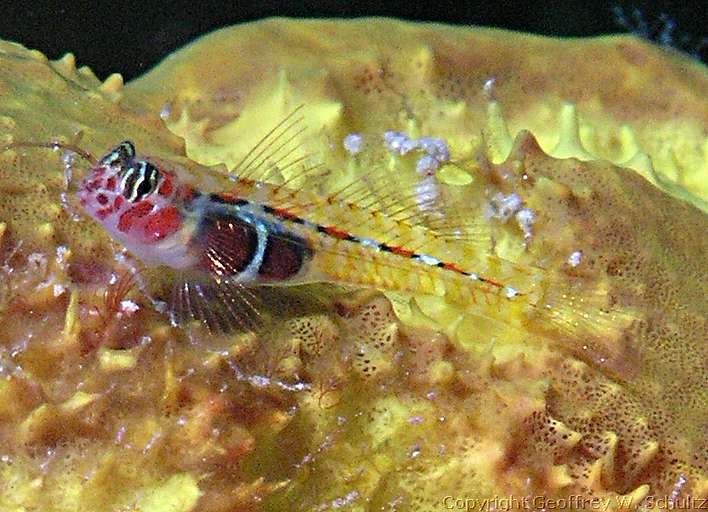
75,182,101,211
75,186,89,207
75,175,103,206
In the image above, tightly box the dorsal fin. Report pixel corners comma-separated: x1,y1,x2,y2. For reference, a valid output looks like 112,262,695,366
319,170,489,247
212,107,490,248
226,105,324,185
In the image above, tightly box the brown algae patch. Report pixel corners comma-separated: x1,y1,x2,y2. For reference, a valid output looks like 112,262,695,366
0,18,706,511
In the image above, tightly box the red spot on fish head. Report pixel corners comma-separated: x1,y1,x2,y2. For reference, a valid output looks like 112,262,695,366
142,206,182,242
95,206,115,220
116,201,182,243
158,174,174,197
117,201,154,233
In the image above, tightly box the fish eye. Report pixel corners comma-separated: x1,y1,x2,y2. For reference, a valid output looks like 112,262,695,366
100,140,136,167
121,160,161,202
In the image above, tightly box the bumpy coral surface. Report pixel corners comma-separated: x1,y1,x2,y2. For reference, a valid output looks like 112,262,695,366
0,18,706,512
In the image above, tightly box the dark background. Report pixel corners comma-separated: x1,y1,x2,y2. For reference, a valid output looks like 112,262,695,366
1,0,705,82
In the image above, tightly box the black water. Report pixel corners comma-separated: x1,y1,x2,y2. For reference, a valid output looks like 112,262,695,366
0,0,704,81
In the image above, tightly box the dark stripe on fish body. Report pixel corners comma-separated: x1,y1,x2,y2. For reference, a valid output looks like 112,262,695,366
258,230,311,280
209,193,249,207
194,212,259,276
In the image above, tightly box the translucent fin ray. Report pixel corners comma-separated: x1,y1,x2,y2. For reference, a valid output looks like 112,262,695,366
169,274,265,334
537,282,638,341
227,105,325,186
282,169,490,247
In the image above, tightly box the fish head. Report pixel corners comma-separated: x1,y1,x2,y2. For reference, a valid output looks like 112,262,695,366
77,140,187,251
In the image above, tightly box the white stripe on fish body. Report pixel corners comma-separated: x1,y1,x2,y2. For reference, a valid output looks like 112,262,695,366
357,237,381,250
229,213,269,283
418,254,441,266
